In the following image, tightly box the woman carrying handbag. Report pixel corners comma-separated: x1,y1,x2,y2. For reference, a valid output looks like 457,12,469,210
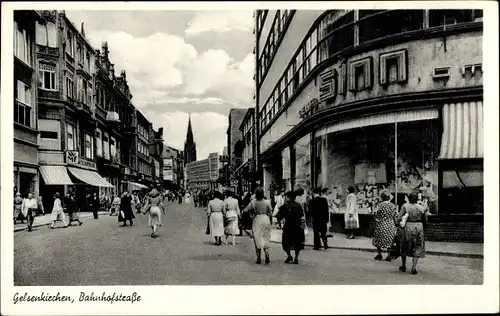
344,186,359,239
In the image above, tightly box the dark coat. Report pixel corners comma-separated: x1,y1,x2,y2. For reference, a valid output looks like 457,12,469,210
276,201,305,251
308,196,329,224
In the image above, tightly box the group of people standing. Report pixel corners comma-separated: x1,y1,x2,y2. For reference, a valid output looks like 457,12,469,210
13,192,43,232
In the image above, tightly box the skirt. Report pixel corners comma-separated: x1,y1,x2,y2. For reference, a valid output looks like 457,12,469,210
372,220,397,249
282,226,305,252
224,216,239,236
148,206,162,227
252,214,271,249
51,208,66,222
400,222,426,258
209,212,224,237
68,211,80,221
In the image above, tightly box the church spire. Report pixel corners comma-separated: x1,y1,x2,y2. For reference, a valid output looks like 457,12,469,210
184,113,197,164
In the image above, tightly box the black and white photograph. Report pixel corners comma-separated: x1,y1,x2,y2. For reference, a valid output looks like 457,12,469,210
1,1,498,315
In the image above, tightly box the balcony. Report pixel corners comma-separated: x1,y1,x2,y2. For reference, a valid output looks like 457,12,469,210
106,111,121,126
75,101,93,119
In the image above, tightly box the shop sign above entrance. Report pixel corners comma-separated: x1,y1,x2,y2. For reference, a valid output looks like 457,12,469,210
65,150,97,169
299,98,320,119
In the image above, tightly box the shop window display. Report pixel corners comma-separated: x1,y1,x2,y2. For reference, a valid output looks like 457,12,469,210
314,120,440,214
294,134,311,193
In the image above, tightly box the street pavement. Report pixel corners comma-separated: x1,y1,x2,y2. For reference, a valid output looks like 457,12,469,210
14,201,483,286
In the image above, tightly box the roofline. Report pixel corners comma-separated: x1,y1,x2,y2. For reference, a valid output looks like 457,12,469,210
239,108,255,132
61,13,95,52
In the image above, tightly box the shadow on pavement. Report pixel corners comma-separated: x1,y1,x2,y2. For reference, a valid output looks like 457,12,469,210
189,253,250,262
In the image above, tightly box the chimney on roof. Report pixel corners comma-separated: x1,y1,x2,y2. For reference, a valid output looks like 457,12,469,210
102,41,109,57
81,22,86,37
121,70,126,79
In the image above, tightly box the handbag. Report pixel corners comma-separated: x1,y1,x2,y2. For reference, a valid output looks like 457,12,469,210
205,216,211,235
345,216,358,230
389,234,401,259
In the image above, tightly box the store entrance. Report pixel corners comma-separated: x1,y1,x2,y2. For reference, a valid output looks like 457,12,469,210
19,172,35,196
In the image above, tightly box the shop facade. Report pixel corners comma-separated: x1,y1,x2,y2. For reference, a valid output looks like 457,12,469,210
256,10,483,242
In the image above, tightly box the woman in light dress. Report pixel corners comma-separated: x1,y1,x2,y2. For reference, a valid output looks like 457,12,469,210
14,192,24,223
223,190,241,246
143,188,165,238
344,186,359,239
243,187,273,264
185,192,191,204
207,191,225,245
50,192,68,229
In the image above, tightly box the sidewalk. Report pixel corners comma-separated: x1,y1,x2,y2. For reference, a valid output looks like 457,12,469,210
14,211,108,232
267,228,483,259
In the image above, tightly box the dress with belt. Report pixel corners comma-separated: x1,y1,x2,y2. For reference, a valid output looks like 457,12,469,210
207,198,224,237
244,199,273,250
398,203,426,258
223,197,240,235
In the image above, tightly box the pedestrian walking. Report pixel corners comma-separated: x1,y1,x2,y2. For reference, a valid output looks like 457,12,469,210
275,191,305,264
22,193,38,232
344,186,359,239
65,192,83,226
50,193,68,229
272,191,285,229
206,191,225,245
185,192,191,204
90,192,100,219
119,191,135,226
398,193,427,275
132,192,142,214
309,188,329,250
321,188,334,237
222,190,241,246
37,196,45,215
372,190,398,261
14,192,24,223
143,188,165,238
242,187,273,264
110,195,120,216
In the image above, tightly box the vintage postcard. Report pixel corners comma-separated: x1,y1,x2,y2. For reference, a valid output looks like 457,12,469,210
1,1,498,315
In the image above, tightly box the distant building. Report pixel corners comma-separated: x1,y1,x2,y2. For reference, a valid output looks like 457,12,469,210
226,108,248,185
235,108,257,194
163,145,182,190
186,159,210,191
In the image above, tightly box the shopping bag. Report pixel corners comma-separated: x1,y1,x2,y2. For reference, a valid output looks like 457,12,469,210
345,216,358,230
206,217,211,235
389,234,401,259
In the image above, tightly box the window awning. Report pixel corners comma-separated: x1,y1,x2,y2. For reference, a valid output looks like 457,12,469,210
316,108,439,137
68,167,114,187
125,181,149,191
439,101,483,159
39,166,74,185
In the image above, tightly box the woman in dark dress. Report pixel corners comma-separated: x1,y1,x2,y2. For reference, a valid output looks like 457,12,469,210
119,191,135,226
276,191,305,264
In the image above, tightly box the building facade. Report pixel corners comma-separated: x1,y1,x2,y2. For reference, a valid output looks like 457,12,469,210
150,127,164,186
235,108,257,194
208,152,220,190
94,41,134,196
163,145,182,190
255,9,483,241
136,110,154,187
184,114,197,164
14,10,43,198
36,10,114,210
186,158,210,191
226,108,248,185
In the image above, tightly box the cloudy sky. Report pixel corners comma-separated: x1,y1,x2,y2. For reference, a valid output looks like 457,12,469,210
66,10,254,159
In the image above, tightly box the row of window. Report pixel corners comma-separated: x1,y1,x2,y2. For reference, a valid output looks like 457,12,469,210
65,123,94,160
255,10,268,35
138,141,149,156
63,74,92,105
258,9,483,131
96,128,118,160
14,22,32,66
14,80,33,127
138,124,149,138
138,161,153,175
258,10,294,83
35,22,57,48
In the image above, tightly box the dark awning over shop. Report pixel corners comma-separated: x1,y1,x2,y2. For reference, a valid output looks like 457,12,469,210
68,167,114,187
439,101,483,159
39,166,74,185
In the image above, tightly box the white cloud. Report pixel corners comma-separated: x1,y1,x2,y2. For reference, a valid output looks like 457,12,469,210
145,111,228,159
185,11,253,35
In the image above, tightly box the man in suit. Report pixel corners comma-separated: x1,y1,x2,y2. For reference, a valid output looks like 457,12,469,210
309,188,330,250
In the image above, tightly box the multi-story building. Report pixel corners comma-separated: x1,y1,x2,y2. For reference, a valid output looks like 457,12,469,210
163,145,182,190
208,152,219,190
150,127,164,187
255,9,483,241
94,41,135,195
136,110,154,187
226,108,248,183
36,10,113,209
14,10,44,198
235,108,257,194
185,158,210,191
